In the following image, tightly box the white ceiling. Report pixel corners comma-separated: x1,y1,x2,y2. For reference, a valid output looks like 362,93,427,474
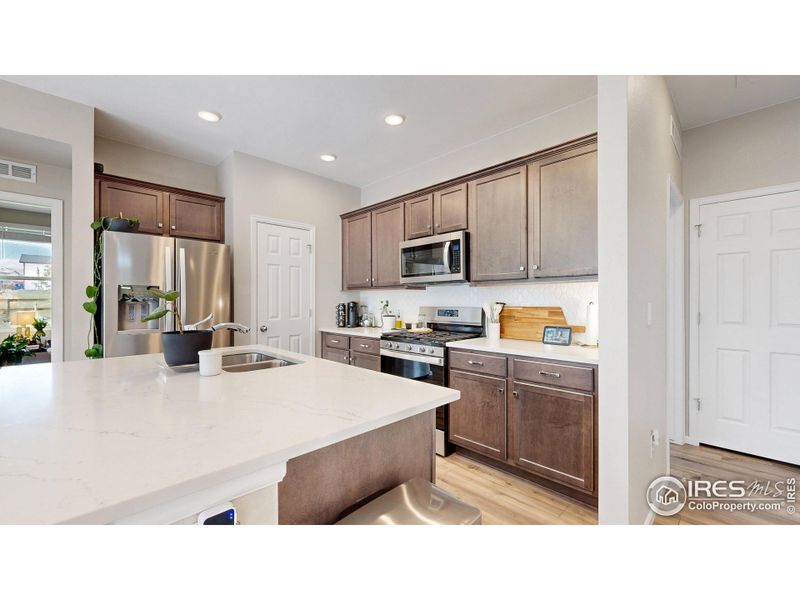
0,127,71,168
667,75,800,130
1,76,596,187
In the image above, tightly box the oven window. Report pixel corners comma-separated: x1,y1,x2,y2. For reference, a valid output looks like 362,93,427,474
381,355,445,386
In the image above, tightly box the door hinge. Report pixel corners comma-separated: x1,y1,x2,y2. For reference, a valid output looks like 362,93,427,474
694,224,703,238
306,243,313,254
694,397,701,411
308,308,313,317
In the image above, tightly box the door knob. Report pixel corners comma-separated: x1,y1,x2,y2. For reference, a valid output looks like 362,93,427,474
259,325,268,332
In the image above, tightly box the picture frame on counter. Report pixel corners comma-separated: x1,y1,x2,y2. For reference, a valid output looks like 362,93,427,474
542,326,572,346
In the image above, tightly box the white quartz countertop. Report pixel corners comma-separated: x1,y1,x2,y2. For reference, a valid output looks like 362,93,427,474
319,326,383,338
446,337,599,365
0,345,457,524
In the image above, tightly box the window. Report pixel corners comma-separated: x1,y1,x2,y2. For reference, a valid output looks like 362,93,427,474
0,223,52,332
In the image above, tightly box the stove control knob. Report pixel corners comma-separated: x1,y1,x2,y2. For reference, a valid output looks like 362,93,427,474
428,347,435,354
391,343,398,350
405,344,412,351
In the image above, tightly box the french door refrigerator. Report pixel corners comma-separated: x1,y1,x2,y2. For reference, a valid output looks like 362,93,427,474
101,231,232,358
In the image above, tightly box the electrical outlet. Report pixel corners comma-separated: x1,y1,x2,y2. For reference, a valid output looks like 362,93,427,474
650,429,660,457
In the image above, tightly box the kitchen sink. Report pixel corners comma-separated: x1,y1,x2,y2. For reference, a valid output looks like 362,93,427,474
221,351,298,373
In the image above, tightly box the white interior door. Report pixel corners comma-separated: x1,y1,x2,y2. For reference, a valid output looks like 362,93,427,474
255,221,313,354
697,190,800,464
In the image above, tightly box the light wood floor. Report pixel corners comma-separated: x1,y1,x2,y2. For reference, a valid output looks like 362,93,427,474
436,444,800,525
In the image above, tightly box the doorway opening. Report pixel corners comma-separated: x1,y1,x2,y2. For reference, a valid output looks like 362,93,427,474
0,193,63,364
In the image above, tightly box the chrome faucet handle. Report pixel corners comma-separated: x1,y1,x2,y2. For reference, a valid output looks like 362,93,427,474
185,313,214,331
211,322,251,334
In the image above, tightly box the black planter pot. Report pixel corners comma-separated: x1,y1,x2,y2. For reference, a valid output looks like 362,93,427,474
161,330,214,366
103,217,140,232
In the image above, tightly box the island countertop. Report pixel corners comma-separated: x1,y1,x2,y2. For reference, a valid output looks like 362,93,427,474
0,345,458,524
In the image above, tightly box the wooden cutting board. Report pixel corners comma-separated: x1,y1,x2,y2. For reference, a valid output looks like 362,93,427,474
499,306,585,342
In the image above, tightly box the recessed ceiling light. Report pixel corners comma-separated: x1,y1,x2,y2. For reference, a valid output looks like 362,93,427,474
384,114,406,126
320,154,337,162
198,110,222,122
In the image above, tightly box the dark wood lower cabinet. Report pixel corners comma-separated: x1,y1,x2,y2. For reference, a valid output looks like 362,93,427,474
448,369,507,461
447,350,598,502
351,350,380,372
322,347,350,365
510,381,594,493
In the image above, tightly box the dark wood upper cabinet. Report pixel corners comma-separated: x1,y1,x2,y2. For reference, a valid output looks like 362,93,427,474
510,381,594,493
448,369,507,461
404,194,434,240
168,193,223,241
433,183,468,234
99,180,165,235
96,174,225,242
371,203,405,287
342,212,372,290
529,144,597,278
468,165,528,282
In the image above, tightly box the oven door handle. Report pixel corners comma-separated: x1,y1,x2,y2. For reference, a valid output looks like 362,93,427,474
380,348,444,367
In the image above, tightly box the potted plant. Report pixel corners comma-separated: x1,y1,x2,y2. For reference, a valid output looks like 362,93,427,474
102,213,140,232
0,335,32,367
141,289,214,366
32,317,48,345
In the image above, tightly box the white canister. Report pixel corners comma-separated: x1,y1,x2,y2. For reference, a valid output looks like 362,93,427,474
381,314,396,332
198,350,222,377
487,322,501,343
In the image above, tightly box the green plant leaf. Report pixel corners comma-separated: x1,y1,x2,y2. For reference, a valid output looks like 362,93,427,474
90,220,104,230
82,301,97,315
85,285,98,298
148,288,167,299
141,308,168,322
164,290,181,302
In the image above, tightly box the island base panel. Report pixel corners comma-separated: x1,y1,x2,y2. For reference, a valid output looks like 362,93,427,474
278,410,436,524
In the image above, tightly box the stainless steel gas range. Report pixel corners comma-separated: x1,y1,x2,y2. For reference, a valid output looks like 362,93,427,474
380,306,483,456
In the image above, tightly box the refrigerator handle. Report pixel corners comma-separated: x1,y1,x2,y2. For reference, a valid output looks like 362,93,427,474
164,245,174,332
178,247,187,324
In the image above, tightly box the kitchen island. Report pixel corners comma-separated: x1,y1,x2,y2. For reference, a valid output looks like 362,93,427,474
0,345,458,524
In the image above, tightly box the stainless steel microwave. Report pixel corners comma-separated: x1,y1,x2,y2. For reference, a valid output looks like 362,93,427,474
399,231,468,285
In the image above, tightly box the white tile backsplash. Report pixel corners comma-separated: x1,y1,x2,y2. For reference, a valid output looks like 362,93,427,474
359,280,598,342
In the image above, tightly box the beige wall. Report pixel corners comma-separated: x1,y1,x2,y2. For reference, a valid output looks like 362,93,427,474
218,151,361,343
94,136,219,195
360,96,597,206
683,98,800,200
0,160,71,204
0,80,94,361
598,76,681,524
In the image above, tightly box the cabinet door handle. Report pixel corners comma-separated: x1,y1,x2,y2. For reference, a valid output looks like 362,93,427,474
359,344,370,348
519,266,525,271
498,388,504,394
330,339,340,344
531,264,539,270
512,390,518,398
158,222,163,228
539,370,562,378
467,360,484,366
171,225,176,230
366,278,370,283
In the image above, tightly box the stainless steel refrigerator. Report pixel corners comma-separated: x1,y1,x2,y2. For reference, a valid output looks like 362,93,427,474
101,231,232,358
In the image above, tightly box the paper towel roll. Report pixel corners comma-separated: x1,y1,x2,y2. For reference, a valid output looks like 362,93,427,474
584,301,599,346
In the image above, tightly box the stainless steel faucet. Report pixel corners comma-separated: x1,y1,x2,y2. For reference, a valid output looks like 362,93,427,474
211,322,251,334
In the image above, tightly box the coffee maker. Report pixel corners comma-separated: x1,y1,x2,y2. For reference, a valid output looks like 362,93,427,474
346,301,359,328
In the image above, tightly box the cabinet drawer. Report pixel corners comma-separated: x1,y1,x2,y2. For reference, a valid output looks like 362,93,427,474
512,359,594,392
449,350,507,377
323,333,350,350
323,347,350,364
350,336,379,355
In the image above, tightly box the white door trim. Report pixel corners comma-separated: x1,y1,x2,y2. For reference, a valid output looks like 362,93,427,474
249,215,316,356
667,175,686,444
688,180,800,445
0,190,64,363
